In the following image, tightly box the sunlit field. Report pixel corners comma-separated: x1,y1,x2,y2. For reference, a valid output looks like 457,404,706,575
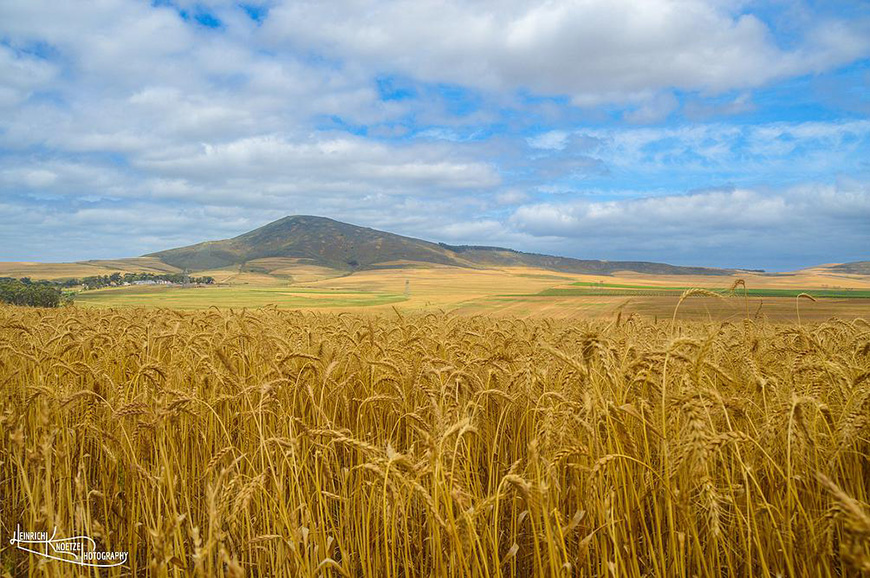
72,284,407,310
42,264,870,322
2,304,869,576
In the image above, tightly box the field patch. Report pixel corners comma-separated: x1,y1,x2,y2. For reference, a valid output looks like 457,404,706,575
545,281,870,298
73,284,406,309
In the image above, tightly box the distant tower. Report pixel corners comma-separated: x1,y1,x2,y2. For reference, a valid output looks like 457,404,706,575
404,279,411,298
183,268,190,287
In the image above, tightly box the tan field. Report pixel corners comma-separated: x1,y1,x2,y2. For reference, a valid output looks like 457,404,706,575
3,259,870,322
610,269,870,289
0,257,180,280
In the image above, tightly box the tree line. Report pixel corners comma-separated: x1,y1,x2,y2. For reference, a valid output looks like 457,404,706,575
76,272,215,289
0,272,216,308
0,278,69,307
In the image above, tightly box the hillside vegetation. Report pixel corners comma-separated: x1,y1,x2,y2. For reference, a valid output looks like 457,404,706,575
829,261,870,275
2,306,869,576
146,215,736,276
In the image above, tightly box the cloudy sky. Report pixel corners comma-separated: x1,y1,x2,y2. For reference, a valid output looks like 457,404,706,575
1,0,869,270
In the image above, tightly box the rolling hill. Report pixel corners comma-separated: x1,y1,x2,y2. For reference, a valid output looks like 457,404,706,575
147,215,737,276
826,261,870,275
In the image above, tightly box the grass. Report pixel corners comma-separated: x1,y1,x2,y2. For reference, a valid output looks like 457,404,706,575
72,285,407,310
547,282,870,299
67,277,870,322
0,257,180,281
6,261,870,319
1,304,869,576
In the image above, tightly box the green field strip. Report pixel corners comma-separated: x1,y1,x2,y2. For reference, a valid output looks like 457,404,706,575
72,285,407,309
494,287,870,299
559,283,870,298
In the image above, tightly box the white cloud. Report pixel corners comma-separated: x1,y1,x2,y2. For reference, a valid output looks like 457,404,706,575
0,44,58,107
438,220,506,242
510,183,870,268
1,168,58,189
0,136,501,215
527,131,569,150
623,92,679,124
496,190,530,205
559,120,870,176
684,92,755,120
0,161,134,199
135,134,501,194
512,189,789,235
264,0,870,103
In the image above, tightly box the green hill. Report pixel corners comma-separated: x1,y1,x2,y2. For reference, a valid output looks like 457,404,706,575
147,215,736,276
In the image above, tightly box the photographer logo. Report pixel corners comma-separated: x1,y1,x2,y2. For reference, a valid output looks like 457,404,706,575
9,524,128,567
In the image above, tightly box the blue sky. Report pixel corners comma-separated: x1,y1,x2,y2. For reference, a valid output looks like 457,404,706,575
0,0,868,271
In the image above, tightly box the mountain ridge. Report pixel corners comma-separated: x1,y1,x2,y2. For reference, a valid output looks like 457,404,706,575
146,215,750,276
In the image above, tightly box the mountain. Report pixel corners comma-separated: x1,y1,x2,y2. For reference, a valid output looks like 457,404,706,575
146,215,736,276
825,261,870,275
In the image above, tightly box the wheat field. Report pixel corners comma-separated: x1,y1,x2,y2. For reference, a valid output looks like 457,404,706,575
1,304,869,577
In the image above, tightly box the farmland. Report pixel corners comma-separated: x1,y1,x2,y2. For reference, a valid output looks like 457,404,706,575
1,305,869,576
72,284,407,310
46,264,870,323
536,281,870,299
